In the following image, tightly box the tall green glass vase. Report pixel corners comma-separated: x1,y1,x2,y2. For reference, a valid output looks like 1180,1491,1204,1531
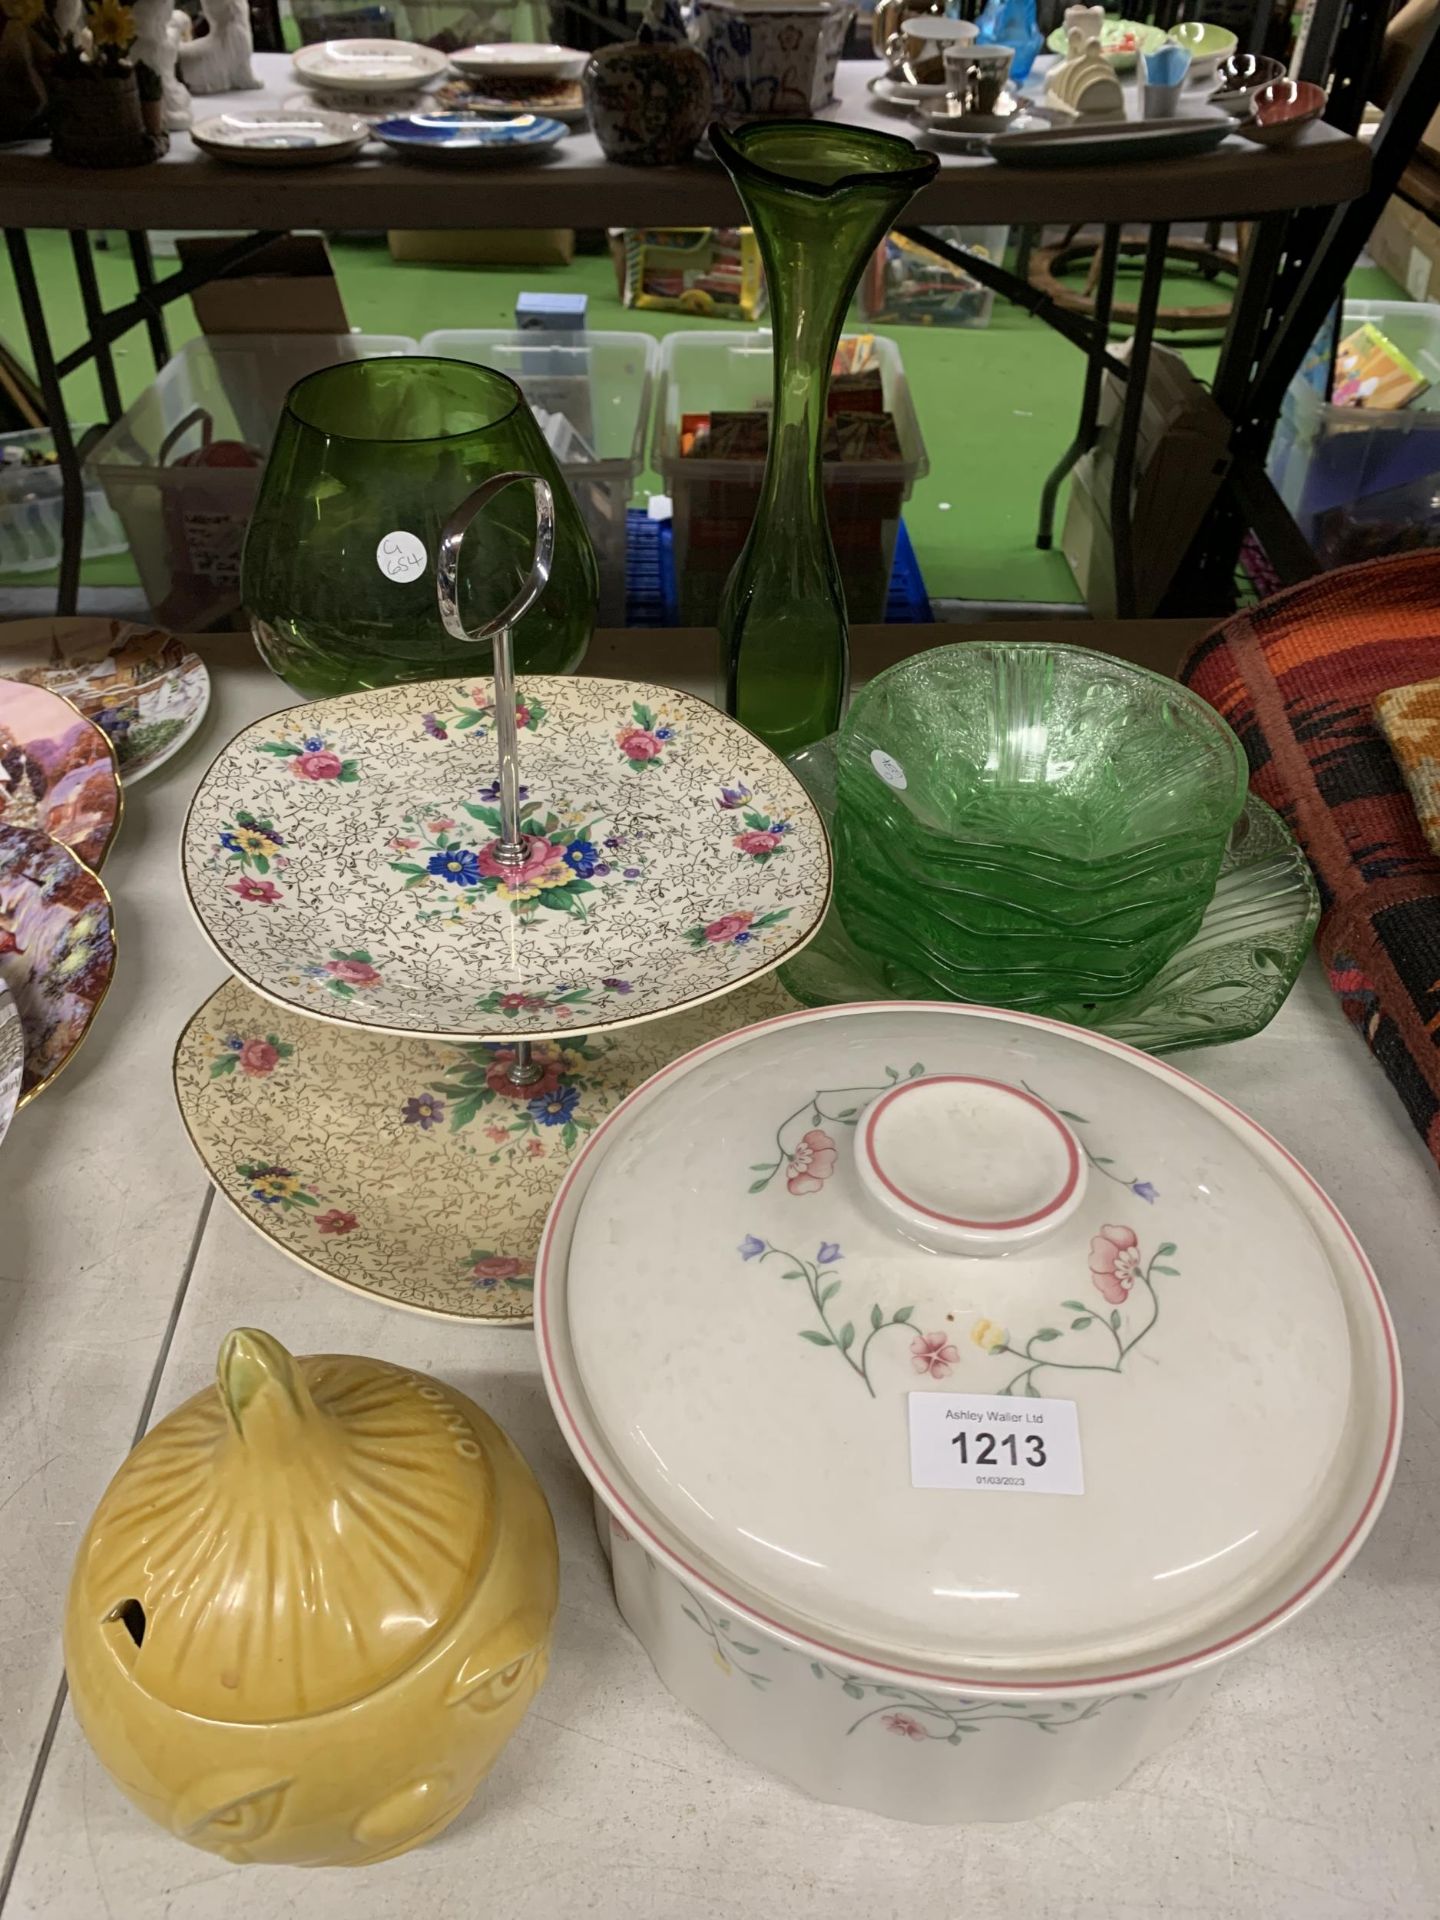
710,122,938,758
243,357,597,700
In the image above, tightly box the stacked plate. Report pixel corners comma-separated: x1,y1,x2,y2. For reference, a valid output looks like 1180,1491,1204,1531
828,642,1257,1018
437,41,587,123
287,35,446,119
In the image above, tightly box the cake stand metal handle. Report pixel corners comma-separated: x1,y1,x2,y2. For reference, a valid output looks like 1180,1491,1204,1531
436,471,555,1092
436,470,555,863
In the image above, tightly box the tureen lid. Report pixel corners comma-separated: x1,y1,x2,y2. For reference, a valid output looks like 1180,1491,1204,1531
538,1004,1400,1690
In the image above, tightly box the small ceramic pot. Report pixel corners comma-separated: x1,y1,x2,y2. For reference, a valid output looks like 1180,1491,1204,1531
65,1329,560,1866
584,37,711,165
691,0,839,120
49,63,163,168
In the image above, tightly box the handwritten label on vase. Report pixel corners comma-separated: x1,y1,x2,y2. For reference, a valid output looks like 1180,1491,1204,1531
377,530,427,583
871,748,908,790
908,1392,1083,1496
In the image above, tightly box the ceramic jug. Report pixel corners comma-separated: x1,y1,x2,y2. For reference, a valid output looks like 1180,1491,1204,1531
64,1328,559,1867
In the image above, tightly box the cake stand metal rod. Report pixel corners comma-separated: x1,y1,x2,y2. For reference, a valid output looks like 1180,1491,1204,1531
437,469,557,1091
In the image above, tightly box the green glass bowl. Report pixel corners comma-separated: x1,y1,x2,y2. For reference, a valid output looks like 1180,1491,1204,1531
834,641,1247,998
243,356,598,700
780,735,1320,1051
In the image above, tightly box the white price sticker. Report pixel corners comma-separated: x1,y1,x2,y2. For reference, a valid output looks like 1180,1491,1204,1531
376,529,428,583
870,748,908,790
908,1392,1084,1496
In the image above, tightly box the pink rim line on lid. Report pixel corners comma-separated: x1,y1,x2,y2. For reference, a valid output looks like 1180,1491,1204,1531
860,1073,1081,1231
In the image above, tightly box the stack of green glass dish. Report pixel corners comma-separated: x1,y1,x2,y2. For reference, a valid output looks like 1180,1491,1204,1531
831,642,1249,1016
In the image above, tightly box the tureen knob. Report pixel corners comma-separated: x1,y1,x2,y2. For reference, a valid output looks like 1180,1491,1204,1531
853,1074,1087,1256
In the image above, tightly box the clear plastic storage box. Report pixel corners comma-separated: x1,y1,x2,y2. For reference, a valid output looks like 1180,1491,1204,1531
858,225,1010,330
85,333,417,630
420,329,658,625
653,330,928,627
0,427,128,576
1268,298,1440,567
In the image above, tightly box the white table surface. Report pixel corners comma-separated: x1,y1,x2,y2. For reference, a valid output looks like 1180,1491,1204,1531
2,644,1438,1919
0,51,1369,230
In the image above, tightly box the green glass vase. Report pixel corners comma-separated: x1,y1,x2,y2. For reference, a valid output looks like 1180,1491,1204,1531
709,122,938,758
243,357,597,699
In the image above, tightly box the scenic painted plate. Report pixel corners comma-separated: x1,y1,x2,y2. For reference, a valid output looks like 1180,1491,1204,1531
0,977,20,1150
777,737,1319,1054
182,676,830,1042
0,824,116,1103
0,677,121,869
0,618,209,781
174,970,797,1321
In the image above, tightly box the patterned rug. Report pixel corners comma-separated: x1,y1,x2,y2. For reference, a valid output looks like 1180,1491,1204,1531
1181,550,1440,1165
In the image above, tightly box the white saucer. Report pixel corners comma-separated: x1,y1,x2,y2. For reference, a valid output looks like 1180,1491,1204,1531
450,42,586,80
868,73,949,112
192,108,370,165
291,38,449,95
913,106,1050,142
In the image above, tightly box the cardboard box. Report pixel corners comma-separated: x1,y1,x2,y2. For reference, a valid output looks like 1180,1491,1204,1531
1368,193,1440,304
175,235,348,335
1062,340,1231,616
387,229,575,266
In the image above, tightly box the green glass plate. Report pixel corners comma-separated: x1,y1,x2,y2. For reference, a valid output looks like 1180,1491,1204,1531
1045,18,1168,68
777,736,1320,1054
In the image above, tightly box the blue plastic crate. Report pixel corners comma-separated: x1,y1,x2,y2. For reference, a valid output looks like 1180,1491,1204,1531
626,510,930,628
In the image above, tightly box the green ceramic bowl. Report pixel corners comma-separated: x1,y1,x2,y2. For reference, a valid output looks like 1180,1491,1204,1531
1167,18,1239,83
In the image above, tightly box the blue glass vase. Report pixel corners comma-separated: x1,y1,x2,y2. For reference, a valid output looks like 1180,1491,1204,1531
975,0,1043,81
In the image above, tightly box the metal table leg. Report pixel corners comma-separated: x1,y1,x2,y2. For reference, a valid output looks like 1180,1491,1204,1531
126,231,170,373
5,229,85,616
1037,223,1120,552
69,231,123,425
1110,221,1169,620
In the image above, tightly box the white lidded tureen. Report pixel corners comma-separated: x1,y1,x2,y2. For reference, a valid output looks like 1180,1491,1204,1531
536,1001,1401,1823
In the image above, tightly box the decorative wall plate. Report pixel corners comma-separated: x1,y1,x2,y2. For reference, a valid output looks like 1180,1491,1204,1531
778,737,1318,1053
0,677,121,870
182,676,830,1042
372,111,567,161
432,76,587,122
291,37,449,93
0,618,209,782
174,970,797,1321
193,108,371,165
0,824,116,1103
0,978,21,1150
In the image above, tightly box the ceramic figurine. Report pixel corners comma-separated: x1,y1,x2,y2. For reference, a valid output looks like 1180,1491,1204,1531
132,0,192,130
1061,3,1106,47
64,1328,559,1867
1046,23,1124,116
584,0,711,166
177,0,259,94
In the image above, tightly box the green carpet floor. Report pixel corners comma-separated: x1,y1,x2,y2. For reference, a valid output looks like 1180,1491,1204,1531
0,229,1409,603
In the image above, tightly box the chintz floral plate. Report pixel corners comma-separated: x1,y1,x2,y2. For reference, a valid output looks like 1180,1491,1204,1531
0,617,210,782
174,970,798,1321
0,823,116,1103
0,677,121,870
182,676,830,1042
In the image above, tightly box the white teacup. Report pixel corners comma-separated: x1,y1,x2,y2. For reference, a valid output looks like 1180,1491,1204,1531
884,12,978,86
942,41,1014,116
